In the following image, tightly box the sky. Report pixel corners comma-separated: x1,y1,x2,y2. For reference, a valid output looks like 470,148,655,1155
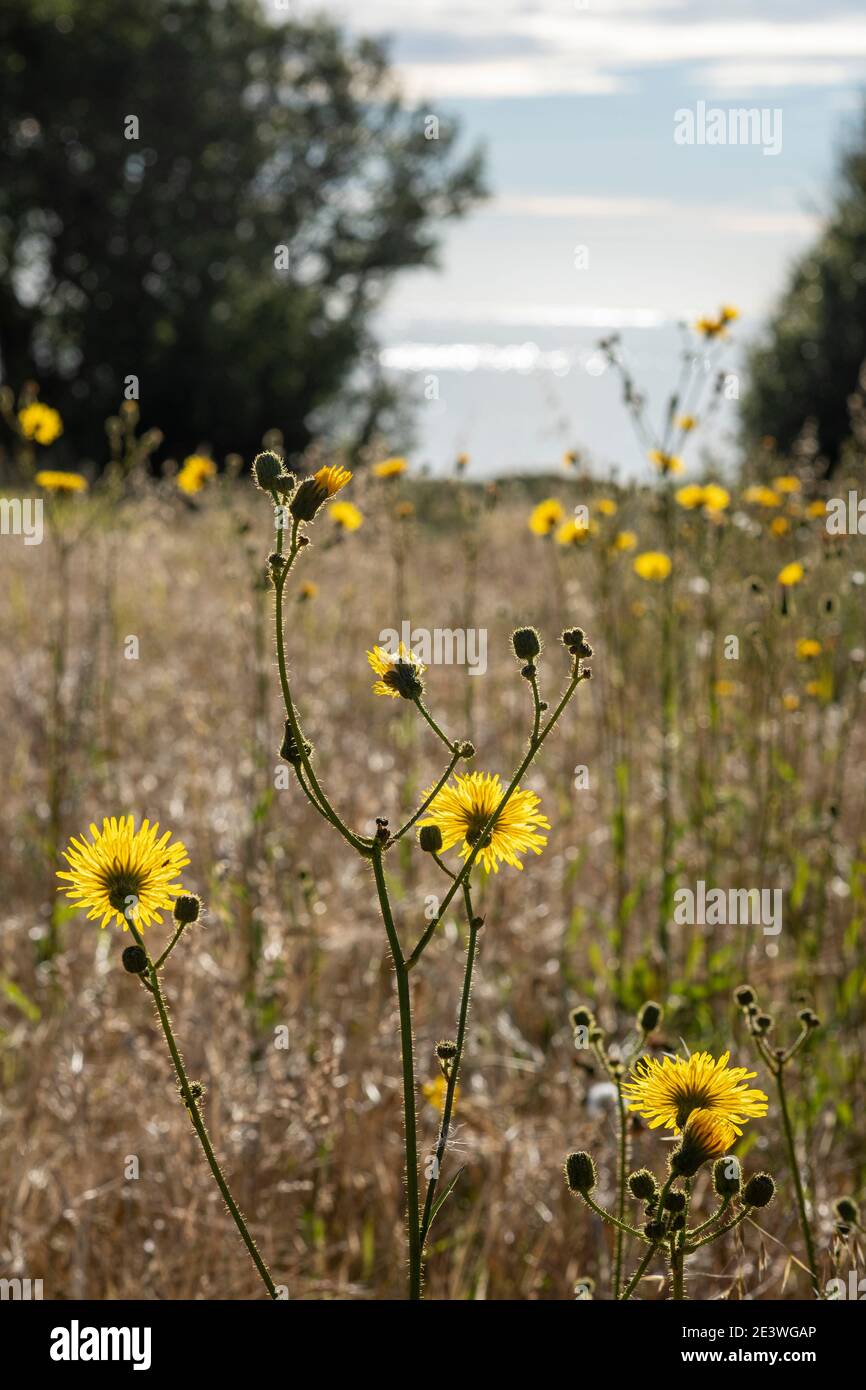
287,1,866,471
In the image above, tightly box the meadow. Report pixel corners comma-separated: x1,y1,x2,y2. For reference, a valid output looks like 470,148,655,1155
1,368,865,1302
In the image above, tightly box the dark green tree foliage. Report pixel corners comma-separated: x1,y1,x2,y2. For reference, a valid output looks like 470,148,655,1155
742,111,866,475
0,0,484,465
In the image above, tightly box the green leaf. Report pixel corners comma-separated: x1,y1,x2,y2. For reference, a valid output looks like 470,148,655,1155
0,975,40,1023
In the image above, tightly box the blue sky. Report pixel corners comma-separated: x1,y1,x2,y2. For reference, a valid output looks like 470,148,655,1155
298,0,866,324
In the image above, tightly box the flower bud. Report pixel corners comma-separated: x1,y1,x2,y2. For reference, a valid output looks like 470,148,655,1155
252,451,286,492
734,984,756,1008
564,1150,597,1195
834,1196,859,1225
638,1000,663,1033
713,1155,742,1199
419,824,443,853
663,1190,686,1213
122,945,148,974
628,1169,659,1203
173,894,201,926
743,1172,775,1208
569,1005,594,1031
512,627,541,661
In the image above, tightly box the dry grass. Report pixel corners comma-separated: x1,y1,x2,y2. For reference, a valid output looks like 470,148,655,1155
1,469,864,1300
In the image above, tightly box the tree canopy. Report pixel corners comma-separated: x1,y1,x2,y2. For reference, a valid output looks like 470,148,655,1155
0,0,484,465
742,110,866,475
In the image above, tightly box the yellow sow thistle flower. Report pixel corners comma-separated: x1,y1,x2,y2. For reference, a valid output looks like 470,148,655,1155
177,454,216,494
423,1075,459,1114
773,474,801,494
671,1108,739,1176
806,499,827,519
19,402,64,445
743,484,781,508
633,550,672,582
612,530,637,552
796,638,822,660
417,770,550,874
367,641,425,699
373,456,408,479
623,1050,768,1137
677,415,697,432
35,470,88,493
675,481,730,518
782,692,800,712
770,516,790,537
529,498,564,535
57,815,190,930
778,561,804,587
328,500,363,531
555,517,596,546
290,463,352,521
596,497,617,516
648,450,683,475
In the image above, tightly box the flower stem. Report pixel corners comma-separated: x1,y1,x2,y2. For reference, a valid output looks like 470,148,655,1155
419,881,480,1255
371,847,422,1300
776,1064,820,1293
129,923,277,1299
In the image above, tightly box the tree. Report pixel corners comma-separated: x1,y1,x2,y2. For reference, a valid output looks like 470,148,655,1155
741,109,866,475
0,0,484,466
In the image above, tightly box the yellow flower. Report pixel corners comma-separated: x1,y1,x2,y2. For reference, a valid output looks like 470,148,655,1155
299,580,318,601
328,500,363,531
701,484,730,513
563,450,579,468
773,474,801,494
806,499,827,519
648,450,683,475
672,1108,739,1175
57,815,190,931
394,500,415,520
714,679,736,696
770,517,790,536
596,497,617,516
675,484,705,510
313,463,351,496
456,452,470,472
623,1050,768,1137
778,561,804,587
423,1075,459,1114
805,672,833,702
695,305,738,339
177,454,216,494
555,517,596,546
19,402,63,445
529,498,565,535
743,485,781,508
35,470,88,493
796,638,822,660
373,456,408,479
633,551,672,582
612,530,638,552
417,770,550,874
290,463,353,521
677,415,697,432
366,642,425,699
782,692,800,712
